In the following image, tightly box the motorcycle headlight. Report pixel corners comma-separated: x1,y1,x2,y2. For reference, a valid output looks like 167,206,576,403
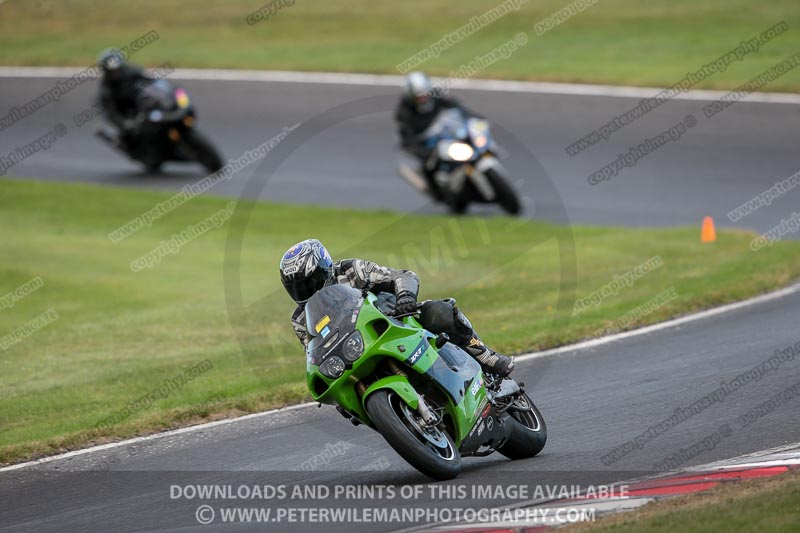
446,142,475,161
319,356,345,379
341,331,364,362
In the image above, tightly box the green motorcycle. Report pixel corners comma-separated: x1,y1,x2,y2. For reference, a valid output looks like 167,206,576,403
304,284,547,480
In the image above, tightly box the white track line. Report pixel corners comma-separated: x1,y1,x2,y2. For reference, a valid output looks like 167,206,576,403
0,402,315,473
1,66,800,104
411,442,800,533
690,441,800,470
515,282,800,363
1,282,798,473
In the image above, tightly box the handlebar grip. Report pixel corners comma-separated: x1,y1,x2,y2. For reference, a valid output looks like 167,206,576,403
390,303,423,319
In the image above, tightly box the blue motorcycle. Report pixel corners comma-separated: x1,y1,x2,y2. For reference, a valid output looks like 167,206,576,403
398,108,521,215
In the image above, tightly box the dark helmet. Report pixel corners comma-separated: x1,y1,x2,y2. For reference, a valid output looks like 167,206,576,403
98,48,125,75
279,239,335,304
405,71,435,113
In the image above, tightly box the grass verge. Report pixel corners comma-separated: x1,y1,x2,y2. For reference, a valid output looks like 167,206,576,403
565,470,800,532
1,178,799,464
0,1,799,91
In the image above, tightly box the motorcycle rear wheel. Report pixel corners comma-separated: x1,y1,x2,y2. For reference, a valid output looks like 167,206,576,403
497,392,547,459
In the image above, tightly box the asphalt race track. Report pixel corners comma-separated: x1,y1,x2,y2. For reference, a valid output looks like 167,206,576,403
1,72,799,234
1,287,799,532
2,73,800,531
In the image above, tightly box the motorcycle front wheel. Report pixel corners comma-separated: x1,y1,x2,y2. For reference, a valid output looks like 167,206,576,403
366,390,461,480
485,168,521,215
182,128,224,173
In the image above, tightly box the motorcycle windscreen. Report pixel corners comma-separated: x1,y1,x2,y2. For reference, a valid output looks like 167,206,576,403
305,284,362,366
423,109,468,141
137,79,178,111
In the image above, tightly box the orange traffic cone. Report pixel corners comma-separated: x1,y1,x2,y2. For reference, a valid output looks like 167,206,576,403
701,216,716,243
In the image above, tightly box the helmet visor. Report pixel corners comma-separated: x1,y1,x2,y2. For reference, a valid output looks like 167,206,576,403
102,54,123,72
283,266,330,304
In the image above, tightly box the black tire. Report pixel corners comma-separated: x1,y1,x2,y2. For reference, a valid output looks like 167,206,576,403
143,160,162,174
365,390,461,480
486,168,521,215
497,392,547,460
183,128,224,173
447,197,468,215
440,186,468,214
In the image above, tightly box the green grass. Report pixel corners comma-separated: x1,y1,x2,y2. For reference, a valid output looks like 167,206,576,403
1,0,799,91
566,471,800,532
1,177,799,464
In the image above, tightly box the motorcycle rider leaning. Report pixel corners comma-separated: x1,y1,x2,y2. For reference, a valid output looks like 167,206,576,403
394,71,469,199
96,48,152,151
280,238,515,377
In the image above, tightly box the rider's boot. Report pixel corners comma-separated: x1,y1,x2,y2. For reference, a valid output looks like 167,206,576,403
96,126,123,148
463,333,515,377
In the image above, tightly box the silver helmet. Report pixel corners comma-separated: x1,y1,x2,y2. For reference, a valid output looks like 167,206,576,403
405,71,435,113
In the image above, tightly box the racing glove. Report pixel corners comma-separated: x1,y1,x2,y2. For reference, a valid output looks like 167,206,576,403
395,291,418,316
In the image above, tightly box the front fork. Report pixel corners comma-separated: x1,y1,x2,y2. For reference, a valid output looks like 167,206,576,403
386,359,438,425
433,154,499,201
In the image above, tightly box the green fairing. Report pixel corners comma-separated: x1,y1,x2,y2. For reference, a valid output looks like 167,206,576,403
305,290,486,447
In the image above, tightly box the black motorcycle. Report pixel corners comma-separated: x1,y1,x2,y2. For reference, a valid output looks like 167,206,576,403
97,79,223,173
398,108,521,215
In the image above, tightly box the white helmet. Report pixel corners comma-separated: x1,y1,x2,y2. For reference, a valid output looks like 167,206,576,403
405,71,435,113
